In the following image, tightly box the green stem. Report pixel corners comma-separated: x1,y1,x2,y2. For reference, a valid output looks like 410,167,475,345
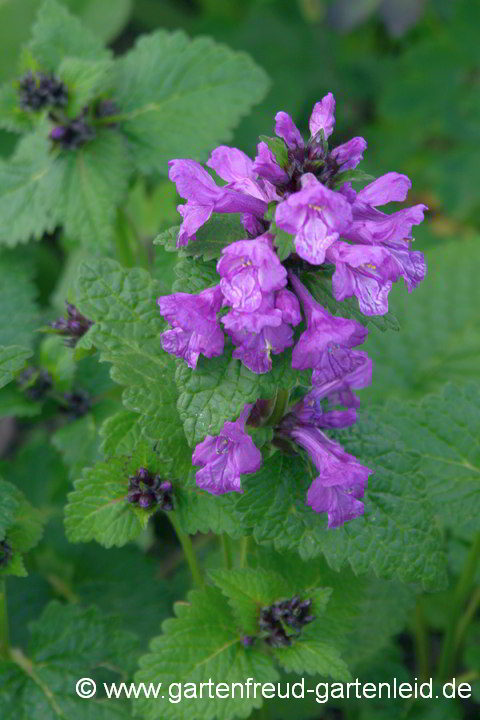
115,210,136,268
168,513,204,587
267,388,290,427
239,536,250,568
412,599,429,681
455,585,480,655
220,535,233,570
438,532,480,679
0,578,9,660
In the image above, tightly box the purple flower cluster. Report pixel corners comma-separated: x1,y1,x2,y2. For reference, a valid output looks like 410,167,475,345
158,94,427,528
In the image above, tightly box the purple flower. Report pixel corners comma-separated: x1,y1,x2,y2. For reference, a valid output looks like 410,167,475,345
326,241,401,315
289,424,372,528
275,289,302,326
356,172,412,206
330,137,367,171
291,386,357,429
275,174,352,264
168,159,267,246
227,321,294,374
192,404,262,494
289,274,368,371
309,93,336,140
252,142,290,185
158,285,224,369
206,145,278,202
311,346,372,406
350,204,427,246
217,234,287,312
222,294,283,334
275,111,305,157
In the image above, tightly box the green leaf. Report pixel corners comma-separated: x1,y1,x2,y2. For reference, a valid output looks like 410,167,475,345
184,214,247,261
64,443,162,548
0,346,32,390
0,81,37,134
175,347,309,446
209,567,292,634
75,258,192,476
174,482,243,537
172,255,219,293
0,479,44,577
0,600,138,720
271,627,350,680
99,409,143,458
57,130,131,249
0,250,39,348
135,585,279,720
259,134,289,169
155,215,247,262
0,128,62,246
58,56,114,116
384,383,480,533
253,548,414,671
0,125,130,248
301,268,400,332
29,0,111,70
154,225,181,252
236,413,448,590
362,233,480,403
0,479,20,537
113,29,270,175
209,568,349,680
332,168,375,188
271,222,295,261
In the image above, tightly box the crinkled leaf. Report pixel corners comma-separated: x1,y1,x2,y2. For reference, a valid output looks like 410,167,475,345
175,347,309,446
236,411,447,590
172,255,219,293
0,479,20,537
58,56,114,117
99,410,143,458
113,29,270,175
0,82,37,134
0,346,33,390
135,585,279,720
210,568,348,680
0,480,44,578
0,601,138,720
385,383,480,533
271,223,295,262
0,126,130,248
64,444,161,548
0,250,38,348
75,258,191,476
363,234,480,402
29,0,111,70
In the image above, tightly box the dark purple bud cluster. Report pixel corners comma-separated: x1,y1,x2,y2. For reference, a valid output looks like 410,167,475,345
0,539,13,568
17,367,53,401
60,390,91,419
19,70,68,111
50,108,96,150
127,468,174,511
50,302,93,347
259,596,315,647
